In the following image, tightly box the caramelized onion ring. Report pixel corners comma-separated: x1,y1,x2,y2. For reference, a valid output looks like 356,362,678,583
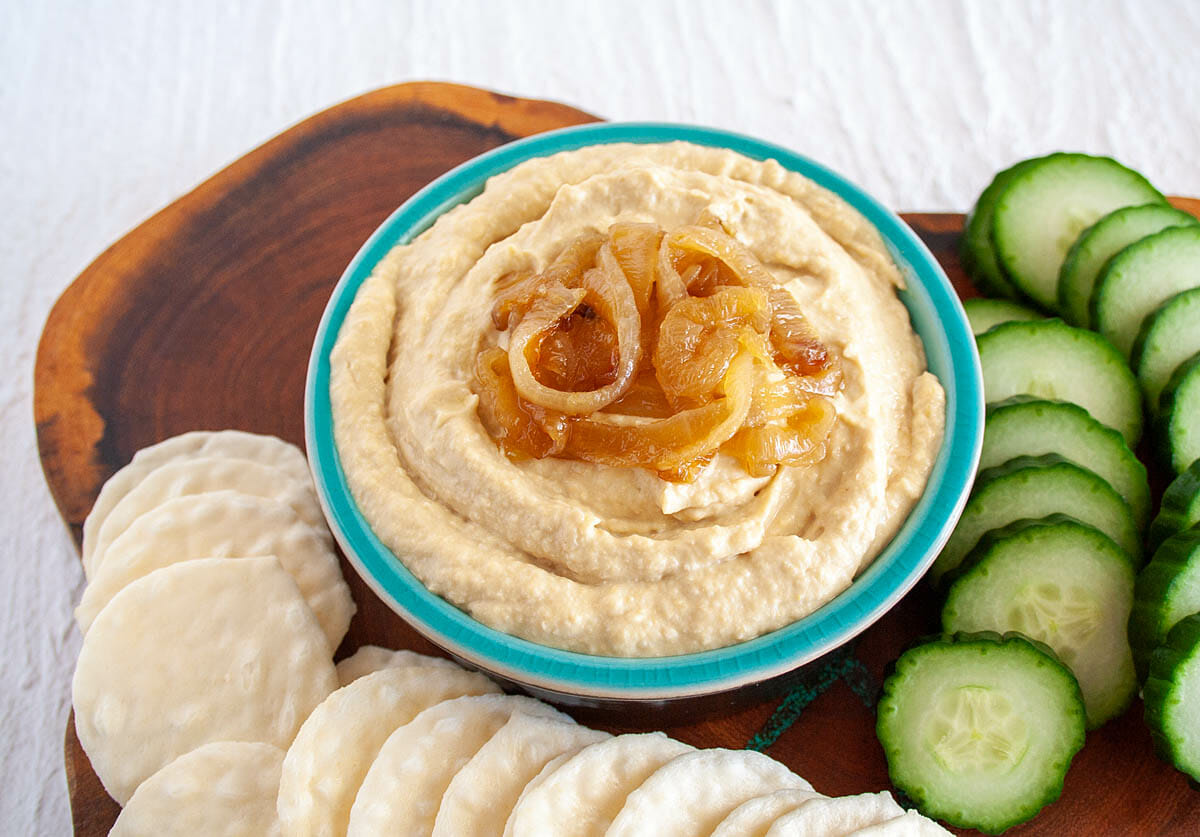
492,234,604,331
669,225,838,379
607,370,675,418
654,235,689,311
726,395,837,477
668,225,777,288
768,286,836,378
475,348,568,458
608,224,660,322
566,352,753,474
653,287,770,403
746,371,842,427
508,261,641,414
476,218,843,481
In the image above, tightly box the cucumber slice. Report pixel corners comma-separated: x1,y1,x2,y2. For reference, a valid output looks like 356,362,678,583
931,454,1140,583
992,153,1165,311
977,320,1142,447
877,632,1086,835
1133,288,1200,414
943,516,1136,728
963,298,1041,337
1159,352,1200,475
982,397,1150,531
1058,204,1198,328
1143,613,1200,782
1129,528,1200,682
1148,460,1200,553
962,161,1036,300
1093,225,1200,357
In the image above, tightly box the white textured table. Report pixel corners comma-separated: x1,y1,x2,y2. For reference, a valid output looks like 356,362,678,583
5,1,1199,831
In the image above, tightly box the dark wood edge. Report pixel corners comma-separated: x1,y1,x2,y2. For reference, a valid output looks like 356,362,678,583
33,81,600,547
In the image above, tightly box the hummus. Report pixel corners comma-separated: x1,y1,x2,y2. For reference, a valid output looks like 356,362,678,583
329,142,945,657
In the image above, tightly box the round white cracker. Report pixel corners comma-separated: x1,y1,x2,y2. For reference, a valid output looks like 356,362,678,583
88,456,326,579
711,787,827,837
335,644,462,687
82,431,310,576
606,748,814,837
764,792,905,836
503,732,694,837
346,694,570,837
76,491,353,650
109,741,285,837
277,664,500,837
73,557,337,804
846,810,953,836
432,713,609,837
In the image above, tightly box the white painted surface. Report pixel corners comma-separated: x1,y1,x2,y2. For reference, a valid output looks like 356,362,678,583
3,0,1198,830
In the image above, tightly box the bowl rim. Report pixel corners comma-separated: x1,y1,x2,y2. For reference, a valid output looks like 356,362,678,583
305,121,983,699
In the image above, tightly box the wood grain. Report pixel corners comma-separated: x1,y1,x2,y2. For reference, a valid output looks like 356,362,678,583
35,82,1200,835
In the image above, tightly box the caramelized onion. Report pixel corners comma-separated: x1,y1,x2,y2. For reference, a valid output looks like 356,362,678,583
581,259,643,389
566,352,754,475
534,311,618,392
475,348,568,458
668,225,777,289
746,371,841,426
726,395,837,477
608,224,660,322
654,235,689,311
474,217,844,481
491,272,539,331
685,261,721,297
768,286,836,378
607,370,675,418
508,263,641,414
492,234,604,330
653,287,770,404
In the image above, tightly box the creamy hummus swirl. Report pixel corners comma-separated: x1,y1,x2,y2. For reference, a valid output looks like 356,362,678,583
330,142,945,656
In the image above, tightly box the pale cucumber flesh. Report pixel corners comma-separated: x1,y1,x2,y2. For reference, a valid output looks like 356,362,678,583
1093,225,1200,357
932,458,1139,582
1133,287,1200,412
981,399,1149,530
1058,203,1197,328
964,298,1041,337
978,320,1142,446
993,154,1164,311
878,634,1085,833
943,521,1136,727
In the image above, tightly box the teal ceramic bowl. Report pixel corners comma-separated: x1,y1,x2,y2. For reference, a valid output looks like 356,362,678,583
306,122,983,704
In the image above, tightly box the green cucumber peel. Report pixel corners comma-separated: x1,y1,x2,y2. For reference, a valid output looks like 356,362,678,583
1130,527,1200,683
932,453,1141,584
962,160,1037,301
1158,352,1200,475
1149,458,1200,553
1143,613,1200,782
977,319,1143,447
1058,203,1197,328
943,515,1136,727
981,396,1149,531
877,631,1085,835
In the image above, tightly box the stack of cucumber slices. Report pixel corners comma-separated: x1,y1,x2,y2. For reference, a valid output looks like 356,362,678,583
961,151,1200,471
879,152,1200,834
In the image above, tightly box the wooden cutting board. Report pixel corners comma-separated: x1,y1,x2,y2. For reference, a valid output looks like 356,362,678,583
35,81,1200,835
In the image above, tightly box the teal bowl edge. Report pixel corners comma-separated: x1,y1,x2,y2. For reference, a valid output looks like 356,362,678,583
304,122,984,699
